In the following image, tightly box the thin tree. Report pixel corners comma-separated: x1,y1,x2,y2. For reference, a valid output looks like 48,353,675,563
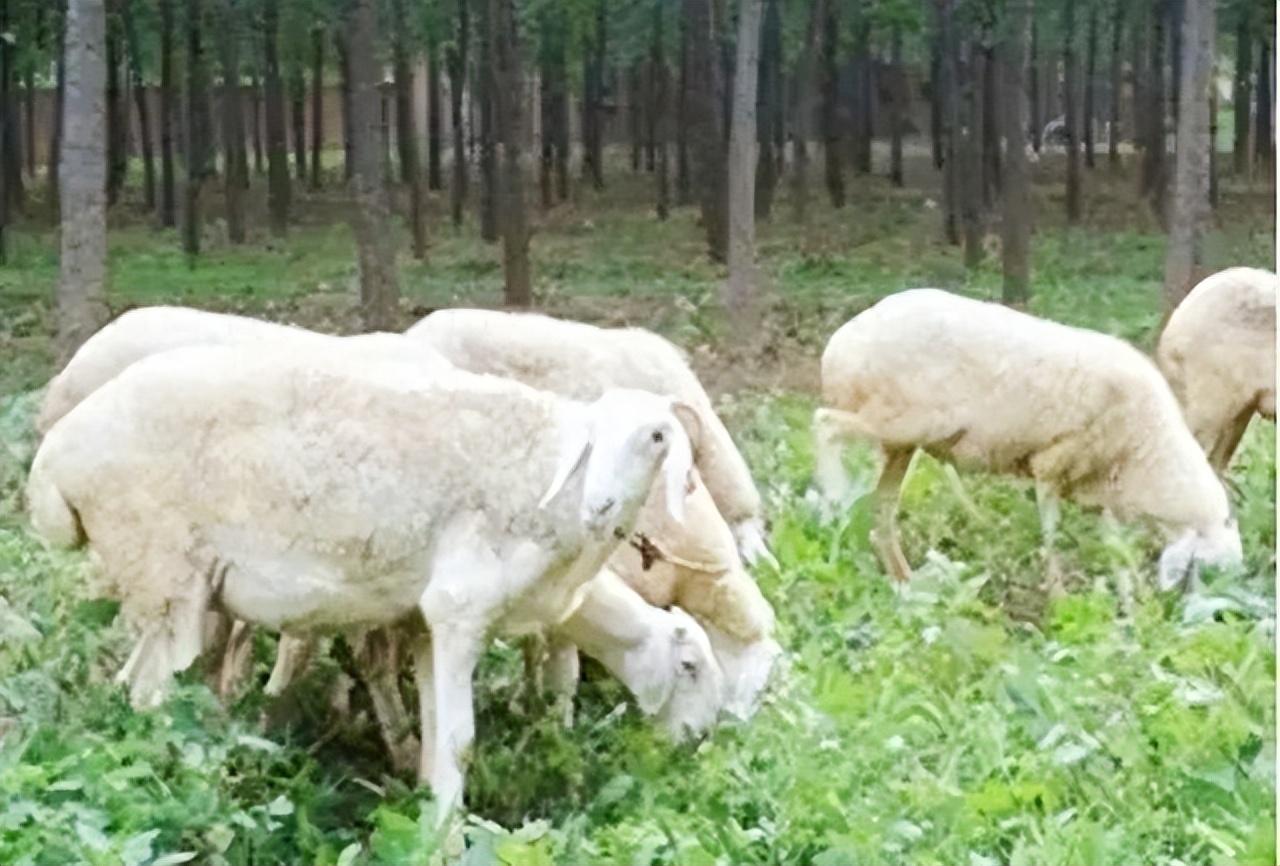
1162,0,1214,309
122,0,156,209
790,0,825,220
820,0,844,209
105,0,126,205
493,0,530,305
310,24,325,190
653,0,670,220
477,0,498,240
725,0,764,322
264,0,290,234
1108,0,1122,168
1029,12,1041,152
290,66,307,180
250,64,265,174
335,31,352,179
888,20,904,187
981,42,1001,204
1256,37,1272,178
676,17,691,203
427,35,443,191
960,40,983,266
755,0,781,219
1139,0,1166,213
1002,0,1032,304
939,0,959,244
1063,0,1082,223
58,0,110,359
348,0,399,330
1231,6,1252,177
49,0,68,222
219,0,246,243
391,0,425,259
0,0,9,262
183,0,211,259
1083,0,1097,168
930,22,945,166
686,0,728,259
582,0,606,190
447,0,469,227
850,4,872,175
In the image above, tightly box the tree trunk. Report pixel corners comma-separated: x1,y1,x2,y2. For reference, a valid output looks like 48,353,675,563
930,26,944,167
392,0,425,259
1083,0,1097,168
686,0,727,260
263,0,289,234
349,0,399,330
629,63,642,172
960,40,983,266
1232,11,1252,176
653,0,670,220
290,68,307,181
1029,14,1041,151
310,26,324,190
58,0,110,359
122,0,156,210
580,0,605,190
1208,79,1217,207
448,0,469,227
1162,0,1214,309
1063,0,1082,224
49,0,67,222
981,43,1001,204
1002,0,1032,304
1140,0,1166,214
676,19,691,203
493,0,530,306
23,3,38,181
538,3,566,210
850,8,872,175
336,32,353,180
427,38,443,191
820,0,844,209
940,0,959,244
250,66,264,175
183,0,210,259
790,0,824,220
755,0,780,219
889,21,904,186
725,0,763,322
106,0,126,206
1168,0,1181,134
0,0,9,260
478,0,498,241
219,0,245,243
1256,38,1272,178
1108,0,1122,167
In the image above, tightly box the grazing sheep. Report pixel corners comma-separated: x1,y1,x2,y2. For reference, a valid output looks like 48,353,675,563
814,289,1242,591
404,308,775,567
1157,267,1277,472
37,308,750,741
27,343,701,813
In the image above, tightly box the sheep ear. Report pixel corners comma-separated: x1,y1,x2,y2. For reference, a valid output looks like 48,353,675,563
662,423,693,525
540,414,592,509
671,402,703,461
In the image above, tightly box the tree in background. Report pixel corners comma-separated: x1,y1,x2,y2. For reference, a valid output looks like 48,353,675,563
219,0,247,243
264,0,291,235
493,0,530,305
1163,0,1215,309
57,0,109,359
724,0,763,323
1002,0,1033,304
182,0,211,259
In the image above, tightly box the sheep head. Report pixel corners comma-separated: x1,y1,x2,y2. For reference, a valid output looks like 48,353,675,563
645,608,726,741
1157,518,1244,592
540,390,696,534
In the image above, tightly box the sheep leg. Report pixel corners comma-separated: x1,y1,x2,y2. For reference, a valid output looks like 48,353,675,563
812,408,859,505
1035,482,1066,598
263,634,316,697
358,628,420,778
1208,404,1256,475
411,632,436,785
871,447,914,583
424,623,482,820
216,620,255,701
543,634,580,728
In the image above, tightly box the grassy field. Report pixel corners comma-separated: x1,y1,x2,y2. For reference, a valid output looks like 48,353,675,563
0,157,1274,865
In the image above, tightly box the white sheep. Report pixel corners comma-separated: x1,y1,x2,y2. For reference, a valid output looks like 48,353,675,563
36,306,747,742
404,308,774,567
814,289,1243,592
1157,267,1277,472
27,343,703,814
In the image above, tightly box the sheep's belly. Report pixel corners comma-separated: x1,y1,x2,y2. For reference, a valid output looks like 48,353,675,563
210,527,426,631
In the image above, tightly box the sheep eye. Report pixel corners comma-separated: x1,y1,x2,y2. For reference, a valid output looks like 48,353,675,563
651,430,665,444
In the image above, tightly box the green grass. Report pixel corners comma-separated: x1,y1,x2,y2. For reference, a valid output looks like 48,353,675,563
0,160,1274,865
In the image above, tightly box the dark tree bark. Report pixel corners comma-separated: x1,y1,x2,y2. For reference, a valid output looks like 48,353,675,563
447,0,469,226
122,0,156,210
1002,0,1032,304
725,0,764,322
1208,80,1217,207
106,0,126,206
391,0,425,259
427,37,443,191
1083,0,1097,168
264,0,290,234
478,0,498,241
850,6,872,175
755,0,781,219
930,25,944,167
348,0,399,330
820,0,843,209
538,2,567,209
1232,10,1252,176
1168,0,1181,133
0,0,9,259
628,63,643,172
336,32,353,180
676,18,691,203
1131,0,1147,160
493,0,530,306
1029,13,1041,151
889,21,904,186
653,0,670,220
686,0,727,259
310,26,324,190
581,0,606,190
1140,0,1166,213
981,43,1001,204
290,67,307,181
790,0,824,220
49,0,67,221
1108,0,1123,167
23,2,39,181
939,0,959,244
250,66,265,174
1256,38,1272,177
1063,0,1082,223
960,40,983,266
183,0,211,259
219,0,246,243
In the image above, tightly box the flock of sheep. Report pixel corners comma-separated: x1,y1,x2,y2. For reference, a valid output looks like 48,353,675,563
21,265,1276,820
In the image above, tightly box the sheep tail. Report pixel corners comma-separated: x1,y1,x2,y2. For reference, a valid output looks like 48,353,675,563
24,456,84,549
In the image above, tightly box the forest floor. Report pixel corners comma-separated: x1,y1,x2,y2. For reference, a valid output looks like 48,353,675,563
0,152,1274,865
